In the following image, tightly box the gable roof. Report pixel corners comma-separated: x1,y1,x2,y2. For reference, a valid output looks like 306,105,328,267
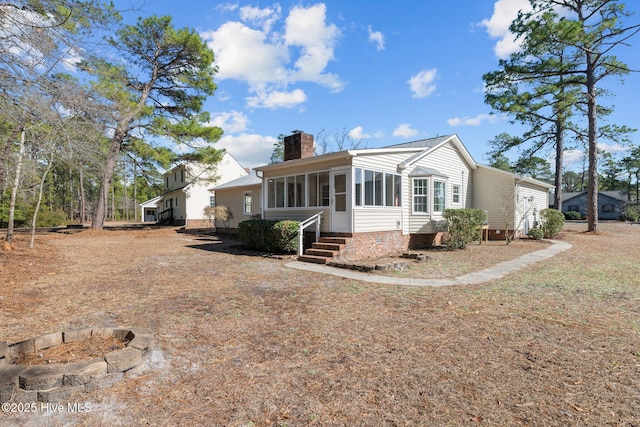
408,166,449,178
476,163,555,189
254,134,477,173
210,171,261,191
562,190,628,202
384,135,452,150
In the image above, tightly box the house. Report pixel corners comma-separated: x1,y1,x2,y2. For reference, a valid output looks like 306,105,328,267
156,152,248,227
234,131,553,262
473,164,554,239
560,190,628,220
139,195,162,222
210,171,263,230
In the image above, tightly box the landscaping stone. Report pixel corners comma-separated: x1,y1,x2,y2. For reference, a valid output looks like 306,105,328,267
128,334,154,352
62,328,94,343
112,328,135,342
38,385,85,402
3,327,154,402
84,372,123,391
105,347,142,373
1,389,38,404
9,339,35,359
91,327,114,337
0,365,26,393
0,341,9,362
19,365,65,390
63,359,108,386
34,332,63,351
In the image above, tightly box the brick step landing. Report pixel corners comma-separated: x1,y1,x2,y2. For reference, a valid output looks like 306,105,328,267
298,236,352,264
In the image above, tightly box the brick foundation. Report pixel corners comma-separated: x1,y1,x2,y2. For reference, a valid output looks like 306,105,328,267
321,231,446,261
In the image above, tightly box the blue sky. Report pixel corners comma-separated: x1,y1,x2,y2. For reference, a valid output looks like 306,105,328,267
115,0,640,170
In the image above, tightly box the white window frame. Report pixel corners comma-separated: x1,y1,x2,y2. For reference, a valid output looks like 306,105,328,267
243,191,253,214
412,178,429,214
433,180,446,213
452,184,460,205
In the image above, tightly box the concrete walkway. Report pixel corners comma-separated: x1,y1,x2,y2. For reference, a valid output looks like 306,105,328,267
285,240,572,287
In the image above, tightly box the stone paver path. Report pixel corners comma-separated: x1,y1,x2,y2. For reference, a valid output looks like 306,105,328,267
286,240,572,287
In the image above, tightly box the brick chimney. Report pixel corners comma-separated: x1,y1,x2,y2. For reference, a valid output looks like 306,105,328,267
284,130,314,161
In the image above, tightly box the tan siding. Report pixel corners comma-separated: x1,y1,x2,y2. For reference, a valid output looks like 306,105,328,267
406,142,474,234
214,184,262,229
352,152,413,172
472,167,513,230
473,166,550,233
353,208,403,233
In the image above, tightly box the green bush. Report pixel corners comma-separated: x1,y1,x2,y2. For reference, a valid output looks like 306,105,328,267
619,207,639,222
539,208,564,238
443,208,487,250
563,211,582,221
238,219,300,253
527,227,544,240
33,209,67,227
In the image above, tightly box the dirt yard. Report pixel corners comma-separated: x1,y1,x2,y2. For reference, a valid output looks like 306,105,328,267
1,223,638,426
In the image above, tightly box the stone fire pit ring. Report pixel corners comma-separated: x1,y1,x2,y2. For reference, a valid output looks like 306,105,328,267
0,327,154,403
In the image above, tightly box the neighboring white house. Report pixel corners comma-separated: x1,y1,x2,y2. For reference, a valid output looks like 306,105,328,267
139,195,162,222
156,152,248,228
215,132,553,261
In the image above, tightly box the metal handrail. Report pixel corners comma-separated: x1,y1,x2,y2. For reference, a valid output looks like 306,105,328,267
298,211,324,256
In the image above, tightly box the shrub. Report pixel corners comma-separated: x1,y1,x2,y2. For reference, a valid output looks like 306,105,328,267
443,208,487,250
238,219,300,253
563,211,582,221
619,207,639,222
539,208,564,238
34,209,67,227
527,227,544,240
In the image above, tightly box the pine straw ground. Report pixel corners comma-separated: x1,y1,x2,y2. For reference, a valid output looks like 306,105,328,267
0,223,639,427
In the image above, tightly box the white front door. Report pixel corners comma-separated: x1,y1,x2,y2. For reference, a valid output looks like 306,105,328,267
331,169,351,232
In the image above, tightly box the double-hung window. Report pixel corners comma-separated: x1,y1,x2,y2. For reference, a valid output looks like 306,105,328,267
433,181,446,212
413,179,429,213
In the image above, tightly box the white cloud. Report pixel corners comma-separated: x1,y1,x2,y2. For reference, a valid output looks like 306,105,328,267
348,126,370,141
447,114,498,127
480,0,531,58
408,69,437,98
393,123,419,138
284,3,343,90
202,3,344,109
367,25,385,51
216,133,278,169
209,110,249,134
239,4,281,32
203,21,288,85
246,88,307,109
215,3,239,13
598,142,627,154
563,149,585,168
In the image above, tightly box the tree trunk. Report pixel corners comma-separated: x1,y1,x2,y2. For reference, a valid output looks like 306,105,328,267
586,53,598,232
0,129,20,198
30,150,54,248
554,117,564,211
7,128,26,242
79,166,86,224
91,131,124,229
133,163,138,222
